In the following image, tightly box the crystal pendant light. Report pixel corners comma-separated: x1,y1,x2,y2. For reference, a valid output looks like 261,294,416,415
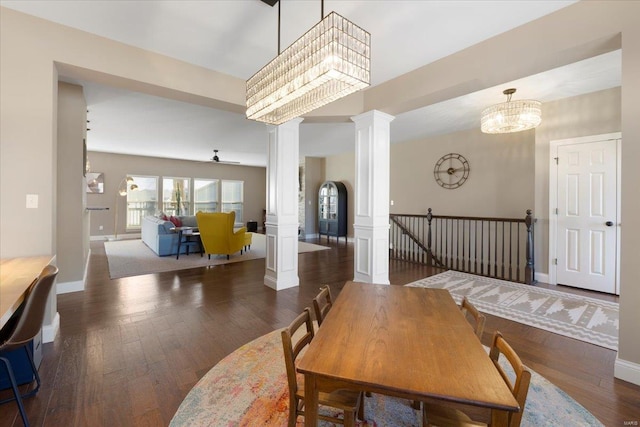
481,88,542,134
246,2,370,125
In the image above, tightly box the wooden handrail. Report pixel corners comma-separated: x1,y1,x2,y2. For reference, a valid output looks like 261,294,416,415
392,212,527,223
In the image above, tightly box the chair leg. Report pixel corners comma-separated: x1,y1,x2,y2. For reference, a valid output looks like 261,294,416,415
344,409,356,427
287,397,298,427
0,346,41,401
358,393,365,420
21,346,41,399
0,356,30,427
422,403,429,426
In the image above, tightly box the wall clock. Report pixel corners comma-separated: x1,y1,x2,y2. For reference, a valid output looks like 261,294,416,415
433,153,470,189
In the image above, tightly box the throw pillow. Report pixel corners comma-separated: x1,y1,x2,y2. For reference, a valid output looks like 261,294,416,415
169,216,182,227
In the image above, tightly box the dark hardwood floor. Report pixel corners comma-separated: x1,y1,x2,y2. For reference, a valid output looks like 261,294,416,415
1,238,638,426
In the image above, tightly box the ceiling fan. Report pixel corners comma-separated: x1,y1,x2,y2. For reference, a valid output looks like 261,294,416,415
210,149,240,165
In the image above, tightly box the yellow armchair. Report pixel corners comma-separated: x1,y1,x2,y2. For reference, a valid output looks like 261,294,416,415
196,211,247,260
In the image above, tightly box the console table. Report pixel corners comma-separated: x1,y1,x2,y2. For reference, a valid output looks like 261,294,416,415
1,256,53,329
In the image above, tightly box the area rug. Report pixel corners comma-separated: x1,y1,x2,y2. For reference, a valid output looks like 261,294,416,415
406,271,618,351
104,233,329,279
170,328,603,426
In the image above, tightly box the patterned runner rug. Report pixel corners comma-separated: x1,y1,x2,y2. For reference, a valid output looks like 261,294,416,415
170,328,602,426
406,271,618,351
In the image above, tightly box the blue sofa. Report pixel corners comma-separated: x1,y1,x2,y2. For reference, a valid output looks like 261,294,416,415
141,215,198,256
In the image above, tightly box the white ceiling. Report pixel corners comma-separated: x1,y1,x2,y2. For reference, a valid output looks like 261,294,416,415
1,0,621,166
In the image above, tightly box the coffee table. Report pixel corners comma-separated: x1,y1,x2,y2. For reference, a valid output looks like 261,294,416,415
171,227,202,260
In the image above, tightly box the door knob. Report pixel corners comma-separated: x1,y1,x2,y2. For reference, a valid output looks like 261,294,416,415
605,221,614,226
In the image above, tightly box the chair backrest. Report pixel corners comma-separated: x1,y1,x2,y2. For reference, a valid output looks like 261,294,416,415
197,211,235,240
312,285,333,326
0,265,58,351
460,296,485,339
489,331,532,427
281,308,315,398
196,211,245,255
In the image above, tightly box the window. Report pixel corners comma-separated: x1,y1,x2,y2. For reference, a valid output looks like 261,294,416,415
194,179,219,213
126,176,158,229
221,180,244,224
163,177,190,216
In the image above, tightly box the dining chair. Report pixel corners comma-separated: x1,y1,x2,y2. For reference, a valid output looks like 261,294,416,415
460,296,486,339
422,330,532,427
312,285,333,327
0,264,59,427
281,308,364,427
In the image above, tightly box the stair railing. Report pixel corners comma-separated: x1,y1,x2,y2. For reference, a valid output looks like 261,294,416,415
389,209,535,284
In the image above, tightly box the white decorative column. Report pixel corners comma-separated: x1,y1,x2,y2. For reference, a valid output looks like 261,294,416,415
264,118,303,290
351,110,395,284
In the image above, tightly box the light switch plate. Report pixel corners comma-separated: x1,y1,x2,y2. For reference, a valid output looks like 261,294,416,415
26,194,38,209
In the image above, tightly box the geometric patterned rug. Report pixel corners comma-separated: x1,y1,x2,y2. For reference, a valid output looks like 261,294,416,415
406,271,619,351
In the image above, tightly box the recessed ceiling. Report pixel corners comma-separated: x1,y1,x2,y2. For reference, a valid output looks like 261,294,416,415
2,0,619,167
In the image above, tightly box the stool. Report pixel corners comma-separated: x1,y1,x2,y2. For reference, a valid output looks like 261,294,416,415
244,232,253,251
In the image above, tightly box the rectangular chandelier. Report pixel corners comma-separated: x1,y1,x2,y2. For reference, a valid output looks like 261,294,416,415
246,11,370,125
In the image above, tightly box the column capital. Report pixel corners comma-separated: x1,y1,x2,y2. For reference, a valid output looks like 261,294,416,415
350,110,395,125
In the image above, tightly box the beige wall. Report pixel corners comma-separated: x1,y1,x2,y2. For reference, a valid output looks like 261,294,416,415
56,82,88,289
2,1,640,383
534,87,621,273
325,152,356,237
326,126,534,235
86,152,266,238
303,157,325,237
0,6,243,256
391,128,534,218
1,14,57,257
618,7,640,374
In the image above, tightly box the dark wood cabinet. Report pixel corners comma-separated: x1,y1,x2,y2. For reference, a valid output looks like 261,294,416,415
318,181,347,242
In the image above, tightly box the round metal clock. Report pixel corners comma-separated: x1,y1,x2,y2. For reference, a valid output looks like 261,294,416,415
433,153,470,189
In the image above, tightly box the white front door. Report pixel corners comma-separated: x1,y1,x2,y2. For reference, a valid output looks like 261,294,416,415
555,138,619,294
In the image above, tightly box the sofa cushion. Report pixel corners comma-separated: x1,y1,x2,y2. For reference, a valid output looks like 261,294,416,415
179,215,198,228
169,216,182,227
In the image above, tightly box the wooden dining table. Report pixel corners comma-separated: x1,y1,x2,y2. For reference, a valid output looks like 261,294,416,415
297,281,519,426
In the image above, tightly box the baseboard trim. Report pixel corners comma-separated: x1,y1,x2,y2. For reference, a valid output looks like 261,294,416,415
614,357,640,386
91,233,141,241
42,312,60,343
263,275,299,291
57,280,84,294
535,272,550,284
